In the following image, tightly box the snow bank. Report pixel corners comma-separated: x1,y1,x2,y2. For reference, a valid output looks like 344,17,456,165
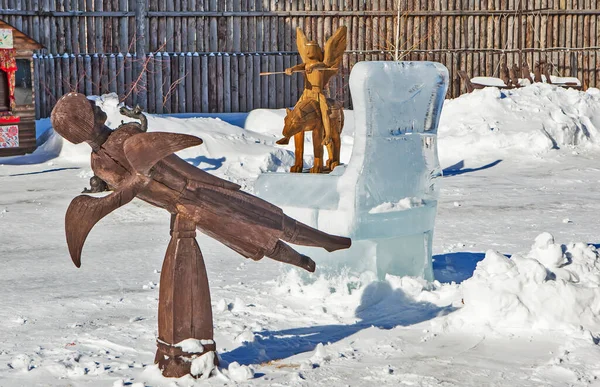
8,82,598,179
271,232,600,339
436,233,600,335
438,84,600,162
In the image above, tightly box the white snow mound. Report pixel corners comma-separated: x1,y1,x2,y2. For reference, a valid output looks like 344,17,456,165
438,84,600,161
439,233,600,334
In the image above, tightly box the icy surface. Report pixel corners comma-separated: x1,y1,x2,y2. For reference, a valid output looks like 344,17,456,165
1,80,600,385
255,61,449,280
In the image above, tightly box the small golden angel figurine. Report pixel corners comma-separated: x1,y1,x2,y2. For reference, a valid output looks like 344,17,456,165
278,26,347,173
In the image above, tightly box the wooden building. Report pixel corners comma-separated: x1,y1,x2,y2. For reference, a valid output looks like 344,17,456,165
0,20,43,157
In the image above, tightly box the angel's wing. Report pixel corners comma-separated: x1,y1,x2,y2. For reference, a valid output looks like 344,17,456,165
323,26,347,69
296,27,310,64
322,26,347,85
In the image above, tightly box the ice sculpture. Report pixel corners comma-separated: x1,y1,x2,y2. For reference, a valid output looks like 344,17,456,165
255,61,449,280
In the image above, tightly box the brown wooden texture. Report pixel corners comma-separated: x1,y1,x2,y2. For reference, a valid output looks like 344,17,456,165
50,92,351,377
274,26,346,174
155,213,216,378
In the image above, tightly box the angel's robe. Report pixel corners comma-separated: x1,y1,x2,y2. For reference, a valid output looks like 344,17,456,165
91,123,286,261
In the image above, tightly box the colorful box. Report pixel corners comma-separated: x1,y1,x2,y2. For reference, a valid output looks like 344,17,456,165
0,125,19,148
0,29,13,49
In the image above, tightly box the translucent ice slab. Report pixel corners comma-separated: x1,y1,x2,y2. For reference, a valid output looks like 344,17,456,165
255,61,449,280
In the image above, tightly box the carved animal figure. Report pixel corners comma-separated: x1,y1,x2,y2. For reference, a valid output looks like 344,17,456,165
276,97,344,173
81,175,109,193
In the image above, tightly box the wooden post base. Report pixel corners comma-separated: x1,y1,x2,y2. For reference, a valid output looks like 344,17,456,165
155,213,218,378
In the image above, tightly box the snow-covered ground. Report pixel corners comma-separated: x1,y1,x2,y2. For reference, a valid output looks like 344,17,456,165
1,83,600,386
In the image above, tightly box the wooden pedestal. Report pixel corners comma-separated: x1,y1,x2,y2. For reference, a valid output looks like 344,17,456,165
155,213,218,378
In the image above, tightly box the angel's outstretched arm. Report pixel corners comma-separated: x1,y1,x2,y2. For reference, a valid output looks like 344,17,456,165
285,63,306,75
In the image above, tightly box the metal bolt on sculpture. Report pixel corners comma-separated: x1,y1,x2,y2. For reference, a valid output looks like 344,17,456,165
50,93,351,378
262,26,347,174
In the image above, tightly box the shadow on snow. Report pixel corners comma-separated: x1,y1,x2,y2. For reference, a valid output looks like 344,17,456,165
442,159,502,177
184,155,226,171
6,167,80,177
432,251,488,284
220,281,455,366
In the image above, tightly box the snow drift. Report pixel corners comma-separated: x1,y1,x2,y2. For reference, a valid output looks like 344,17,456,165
438,84,600,162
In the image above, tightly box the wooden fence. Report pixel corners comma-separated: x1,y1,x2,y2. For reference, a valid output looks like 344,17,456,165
5,0,600,118
34,51,392,118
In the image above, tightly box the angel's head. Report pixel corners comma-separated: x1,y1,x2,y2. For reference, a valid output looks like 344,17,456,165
51,93,110,151
304,41,324,61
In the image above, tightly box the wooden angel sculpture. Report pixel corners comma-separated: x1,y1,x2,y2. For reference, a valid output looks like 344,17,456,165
51,93,351,378
276,26,347,173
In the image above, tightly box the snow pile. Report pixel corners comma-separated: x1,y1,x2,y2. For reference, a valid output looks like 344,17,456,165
438,84,600,162
190,351,216,378
273,232,600,339
438,233,600,334
173,338,214,354
272,268,457,324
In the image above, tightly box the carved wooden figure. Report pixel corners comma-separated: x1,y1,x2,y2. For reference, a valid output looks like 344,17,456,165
51,93,351,378
276,99,344,173
521,62,534,84
509,64,521,88
277,26,347,173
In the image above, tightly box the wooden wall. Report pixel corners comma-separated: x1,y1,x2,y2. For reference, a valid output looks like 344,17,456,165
3,0,600,118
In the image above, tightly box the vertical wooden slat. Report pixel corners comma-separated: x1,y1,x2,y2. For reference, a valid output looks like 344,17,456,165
33,55,41,119
116,52,125,99
187,0,196,52
275,53,283,109
95,0,103,52
108,53,117,92
231,53,239,112
184,52,192,112
250,54,260,109
209,0,218,51
101,54,109,94
47,54,56,112
165,0,174,52
162,52,171,112
263,55,277,109
208,53,217,112
178,53,186,113
192,52,201,112
283,54,291,108
239,53,247,112
154,52,163,113
76,54,85,94
147,53,155,112
84,54,92,95
223,53,231,112
201,54,208,112
216,53,224,112
170,52,179,111
180,0,188,51
157,0,166,50
92,53,100,95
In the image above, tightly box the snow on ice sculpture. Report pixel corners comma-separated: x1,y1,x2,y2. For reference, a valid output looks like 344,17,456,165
255,61,448,280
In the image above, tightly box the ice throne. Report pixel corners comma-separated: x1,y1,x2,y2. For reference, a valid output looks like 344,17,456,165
255,61,449,280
